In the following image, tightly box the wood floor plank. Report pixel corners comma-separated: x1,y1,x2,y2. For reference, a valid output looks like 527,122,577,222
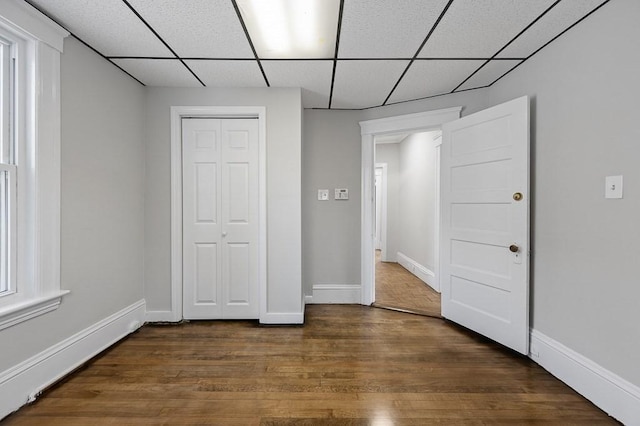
3,305,617,424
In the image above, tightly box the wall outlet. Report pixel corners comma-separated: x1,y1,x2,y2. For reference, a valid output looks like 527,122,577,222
318,189,329,201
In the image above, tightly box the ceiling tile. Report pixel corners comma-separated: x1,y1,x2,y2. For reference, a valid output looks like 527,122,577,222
497,0,607,58
338,0,449,58
185,60,266,87
456,60,522,91
126,0,254,58
419,0,556,58
331,60,409,109
261,61,333,108
111,59,201,86
387,60,484,104
28,0,173,57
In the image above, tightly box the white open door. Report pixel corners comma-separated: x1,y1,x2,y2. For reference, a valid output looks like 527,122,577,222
441,96,530,354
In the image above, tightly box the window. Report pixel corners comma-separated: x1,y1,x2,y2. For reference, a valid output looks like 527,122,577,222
0,0,69,330
1,33,16,297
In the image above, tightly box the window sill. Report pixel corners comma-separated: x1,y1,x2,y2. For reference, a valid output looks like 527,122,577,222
0,290,70,331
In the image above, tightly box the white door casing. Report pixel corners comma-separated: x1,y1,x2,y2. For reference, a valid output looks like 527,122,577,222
374,163,388,260
374,168,382,250
360,107,462,305
182,118,260,319
441,96,530,354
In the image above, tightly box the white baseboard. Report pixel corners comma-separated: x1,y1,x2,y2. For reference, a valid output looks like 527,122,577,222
145,310,179,323
0,299,146,421
396,252,438,292
304,295,313,305
260,312,304,325
530,329,640,425
309,284,361,304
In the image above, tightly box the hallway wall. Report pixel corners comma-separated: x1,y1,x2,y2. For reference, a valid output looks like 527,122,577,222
397,132,439,272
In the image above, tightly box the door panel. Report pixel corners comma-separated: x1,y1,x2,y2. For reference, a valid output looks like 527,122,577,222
194,243,218,303
183,118,259,319
226,163,249,223
183,119,222,318
220,119,259,318
441,96,529,354
226,243,250,302
194,163,217,223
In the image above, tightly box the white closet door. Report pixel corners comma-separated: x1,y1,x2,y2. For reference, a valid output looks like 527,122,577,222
182,118,259,319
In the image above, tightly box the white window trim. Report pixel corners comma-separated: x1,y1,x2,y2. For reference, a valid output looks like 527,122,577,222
0,0,69,331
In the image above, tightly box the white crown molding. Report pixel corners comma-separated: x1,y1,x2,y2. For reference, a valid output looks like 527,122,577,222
0,0,69,52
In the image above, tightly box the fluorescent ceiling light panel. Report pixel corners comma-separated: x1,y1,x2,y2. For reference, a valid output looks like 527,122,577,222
237,0,339,58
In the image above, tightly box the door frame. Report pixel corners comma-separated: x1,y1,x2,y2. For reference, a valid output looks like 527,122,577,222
170,106,267,322
374,163,388,259
359,107,461,305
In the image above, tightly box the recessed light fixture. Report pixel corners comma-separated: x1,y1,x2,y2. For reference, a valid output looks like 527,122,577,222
236,0,340,59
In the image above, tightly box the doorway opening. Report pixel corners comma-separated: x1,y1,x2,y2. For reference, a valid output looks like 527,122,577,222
372,130,442,317
359,107,462,310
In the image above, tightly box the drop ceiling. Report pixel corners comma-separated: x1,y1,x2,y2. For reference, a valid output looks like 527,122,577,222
25,0,609,109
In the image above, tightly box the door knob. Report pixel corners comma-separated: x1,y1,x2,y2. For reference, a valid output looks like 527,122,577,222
509,244,519,253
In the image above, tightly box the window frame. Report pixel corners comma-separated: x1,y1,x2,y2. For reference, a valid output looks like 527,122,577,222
0,0,69,330
1,29,17,298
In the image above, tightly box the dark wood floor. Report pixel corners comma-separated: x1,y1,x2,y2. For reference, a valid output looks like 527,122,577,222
4,305,615,425
374,251,441,317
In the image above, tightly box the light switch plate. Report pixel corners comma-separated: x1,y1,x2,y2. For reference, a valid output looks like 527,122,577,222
318,189,329,201
605,175,623,199
335,188,349,200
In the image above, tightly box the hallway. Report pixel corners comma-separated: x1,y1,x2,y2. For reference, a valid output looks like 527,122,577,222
373,251,441,317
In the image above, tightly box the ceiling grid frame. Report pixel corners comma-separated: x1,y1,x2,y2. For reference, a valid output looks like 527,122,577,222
328,0,346,109
487,0,612,89
382,0,455,106
22,0,611,110
230,0,270,87
451,0,563,93
121,0,205,87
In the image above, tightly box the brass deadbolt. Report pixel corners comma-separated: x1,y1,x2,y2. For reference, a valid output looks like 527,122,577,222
509,244,519,253
513,192,523,201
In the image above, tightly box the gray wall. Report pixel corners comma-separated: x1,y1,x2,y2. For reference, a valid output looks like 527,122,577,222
302,0,639,388
144,87,303,315
398,132,438,271
302,110,361,296
486,0,640,386
0,37,146,371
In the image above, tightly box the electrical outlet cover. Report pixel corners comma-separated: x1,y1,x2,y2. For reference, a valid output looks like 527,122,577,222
318,189,329,201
